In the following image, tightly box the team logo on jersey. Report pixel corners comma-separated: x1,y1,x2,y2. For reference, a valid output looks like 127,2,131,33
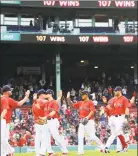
118,103,123,107
114,103,123,107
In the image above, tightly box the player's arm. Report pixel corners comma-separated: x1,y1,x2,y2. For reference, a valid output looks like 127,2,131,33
86,111,94,120
102,96,108,104
33,93,37,103
66,92,74,109
130,96,135,104
56,90,63,102
40,101,59,120
47,111,56,118
124,98,130,120
106,104,112,110
0,97,10,119
0,109,7,119
49,101,59,118
18,90,30,106
125,108,129,116
86,101,95,119
102,96,112,110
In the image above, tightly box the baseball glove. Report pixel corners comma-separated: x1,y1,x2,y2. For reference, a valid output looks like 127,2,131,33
123,122,131,133
81,118,89,126
36,119,47,125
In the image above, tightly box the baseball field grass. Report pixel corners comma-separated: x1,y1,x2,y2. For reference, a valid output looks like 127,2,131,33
15,150,137,156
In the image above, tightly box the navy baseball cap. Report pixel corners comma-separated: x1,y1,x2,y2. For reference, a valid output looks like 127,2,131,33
81,90,89,95
37,89,46,96
45,89,54,96
114,86,122,92
2,85,12,92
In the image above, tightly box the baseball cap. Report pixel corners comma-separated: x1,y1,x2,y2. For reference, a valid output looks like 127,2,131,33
114,86,122,92
2,85,12,93
81,90,89,95
45,89,54,96
37,89,46,96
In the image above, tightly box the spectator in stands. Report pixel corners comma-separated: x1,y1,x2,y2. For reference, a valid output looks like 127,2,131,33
29,20,33,27
122,86,127,97
70,88,76,99
114,16,120,32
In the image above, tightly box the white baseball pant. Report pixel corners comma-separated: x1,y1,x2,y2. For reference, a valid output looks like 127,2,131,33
78,119,104,154
47,131,54,154
1,119,14,156
105,115,126,148
108,116,123,151
5,124,10,141
34,123,49,156
108,116,115,134
47,118,68,153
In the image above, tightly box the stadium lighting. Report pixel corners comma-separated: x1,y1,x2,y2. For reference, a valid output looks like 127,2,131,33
131,66,134,68
80,60,84,63
94,66,98,69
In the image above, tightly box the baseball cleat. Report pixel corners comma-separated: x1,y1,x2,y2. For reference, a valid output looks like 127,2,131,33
48,153,58,156
104,147,110,153
123,144,128,152
8,154,14,156
62,153,68,156
116,151,122,153
100,149,104,153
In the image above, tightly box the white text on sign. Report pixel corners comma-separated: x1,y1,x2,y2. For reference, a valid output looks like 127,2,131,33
98,1,135,7
92,36,109,43
50,36,65,42
43,1,80,7
79,36,89,42
123,36,134,43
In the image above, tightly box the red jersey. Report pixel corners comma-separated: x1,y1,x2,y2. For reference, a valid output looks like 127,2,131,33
66,109,71,116
1,96,19,123
105,107,114,117
73,100,95,119
32,99,47,121
44,100,59,119
110,96,129,115
105,97,115,117
0,96,10,115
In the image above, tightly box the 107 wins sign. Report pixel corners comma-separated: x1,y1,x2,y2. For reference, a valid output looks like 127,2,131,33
20,1,137,8
41,1,136,7
21,34,137,44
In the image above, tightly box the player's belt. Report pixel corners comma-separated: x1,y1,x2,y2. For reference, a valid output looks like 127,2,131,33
35,119,47,125
47,118,54,120
115,115,122,117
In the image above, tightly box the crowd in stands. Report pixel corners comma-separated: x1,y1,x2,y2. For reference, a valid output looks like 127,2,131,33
1,72,137,147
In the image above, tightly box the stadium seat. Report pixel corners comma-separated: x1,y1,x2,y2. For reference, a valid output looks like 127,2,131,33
79,27,115,33
6,25,41,32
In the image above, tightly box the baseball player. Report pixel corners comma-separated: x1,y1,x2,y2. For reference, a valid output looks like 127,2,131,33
42,89,69,156
1,85,30,156
67,90,105,155
33,90,64,156
103,93,136,153
104,86,130,153
116,96,135,152
1,95,14,156
32,89,49,156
